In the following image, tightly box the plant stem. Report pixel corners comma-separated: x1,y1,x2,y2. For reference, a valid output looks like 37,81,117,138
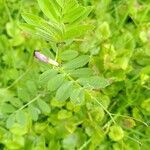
4,0,12,21
111,113,148,126
6,64,32,90
78,138,91,150
15,94,41,113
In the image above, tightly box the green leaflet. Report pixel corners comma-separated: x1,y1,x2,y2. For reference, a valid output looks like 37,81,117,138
37,0,61,22
141,65,150,74
49,140,61,150
60,50,79,61
20,23,55,42
62,1,92,24
63,55,90,70
17,88,30,102
90,107,105,122
108,125,124,141
56,0,64,7
6,114,15,128
141,98,150,113
39,69,58,85
56,81,73,101
73,6,92,24
51,98,66,107
62,0,78,14
62,133,78,149
69,68,94,78
6,22,19,37
28,105,39,121
3,135,24,149
1,103,16,114
21,13,62,41
26,80,37,97
36,28,57,42
77,76,110,89
70,88,85,104
64,24,93,40
98,22,111,40
10,123,28,136
16,111,26,126
9,98,23,108
48,74,65,92
34,123,48,134
57,109,72,120
7,111,28,136
22,0,92,42
37,99,51,115
63,6,86,23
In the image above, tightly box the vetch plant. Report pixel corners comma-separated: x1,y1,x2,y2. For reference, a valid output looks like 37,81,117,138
0,0,150,149
19,0,118,147
21,0,112,106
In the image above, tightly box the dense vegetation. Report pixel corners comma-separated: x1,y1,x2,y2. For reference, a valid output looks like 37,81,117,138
0,0,150,149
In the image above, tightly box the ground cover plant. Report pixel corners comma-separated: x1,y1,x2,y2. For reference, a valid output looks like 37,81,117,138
0,0,150,149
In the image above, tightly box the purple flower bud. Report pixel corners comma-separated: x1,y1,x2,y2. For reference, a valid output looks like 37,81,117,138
34,50,59,66
34,51,49,63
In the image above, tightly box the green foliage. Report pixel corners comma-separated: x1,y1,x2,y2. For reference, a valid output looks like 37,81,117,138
77,76,110,89
63,55,90,69
0,0,150,149
70,88,85,104
21,0,93,43
56,81,73,101
48,74,65,91
60,50,79,61
37,99,51,115
108,125,124,141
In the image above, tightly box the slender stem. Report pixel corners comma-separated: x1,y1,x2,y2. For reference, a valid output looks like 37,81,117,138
78,138,91,150
4,0,12,21
15,94,41,113
126,135,142,145
111,113,148,127
6,64,32,90
88,93,116,125
16,0,23,19
143,85,150,90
